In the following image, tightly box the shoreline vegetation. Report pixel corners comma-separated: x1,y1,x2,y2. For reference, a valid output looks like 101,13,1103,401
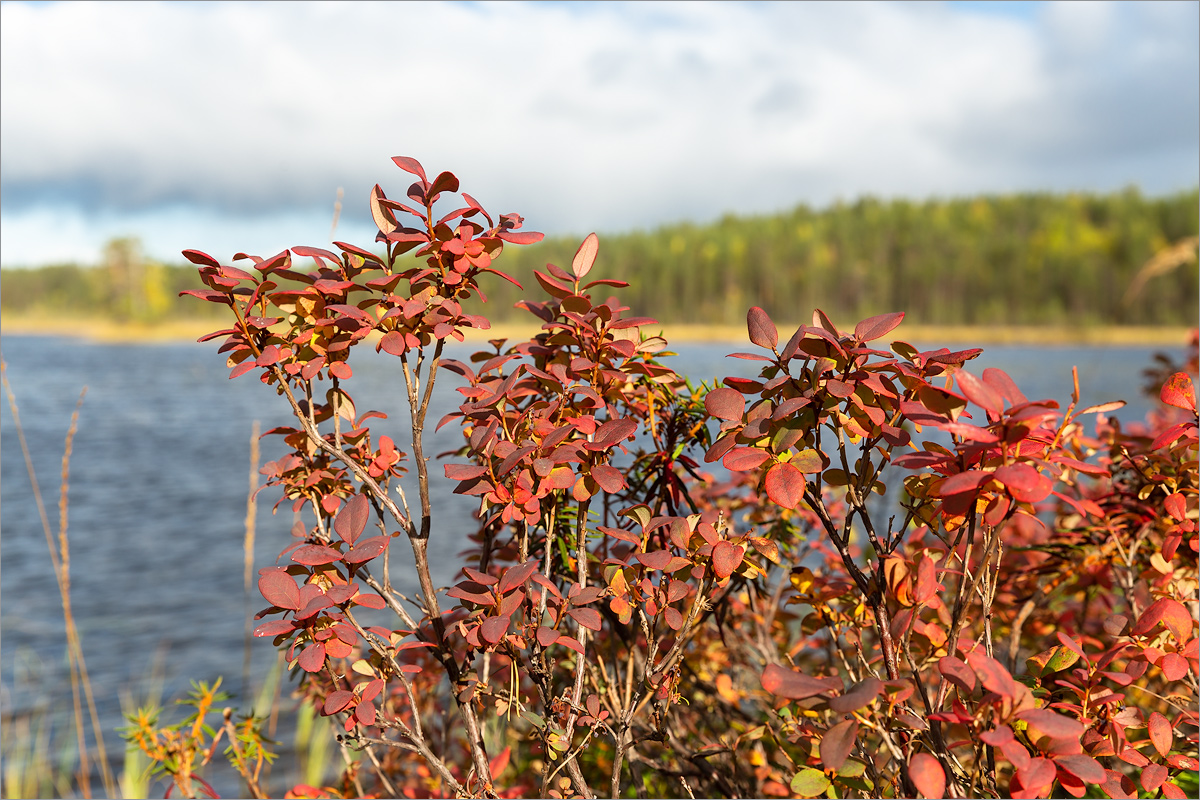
2,312,1193,347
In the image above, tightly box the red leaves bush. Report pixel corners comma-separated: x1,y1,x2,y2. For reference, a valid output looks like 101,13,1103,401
187,158,1198,799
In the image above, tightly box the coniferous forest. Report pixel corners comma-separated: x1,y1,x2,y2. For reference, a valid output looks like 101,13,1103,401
2,188,1196,329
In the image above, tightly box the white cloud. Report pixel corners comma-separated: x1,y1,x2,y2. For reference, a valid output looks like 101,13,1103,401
1,0,1195,267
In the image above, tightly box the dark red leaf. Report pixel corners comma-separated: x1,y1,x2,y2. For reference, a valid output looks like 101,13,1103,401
747,306,778,349
335,493,370,544
853,311,904,343
536,626,558,647
764,462,805,509
480,615,510,645
711,541,745,580
908,753,945,799
567,607,602,632
761,664,840,699
498,561,537,595
939,656,976,693
819,719,858,772
828,677,883,713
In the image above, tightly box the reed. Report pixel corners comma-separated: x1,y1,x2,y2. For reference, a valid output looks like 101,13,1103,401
1,357,116,797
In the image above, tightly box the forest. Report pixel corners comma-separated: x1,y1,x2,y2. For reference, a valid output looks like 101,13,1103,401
2,187,1197,329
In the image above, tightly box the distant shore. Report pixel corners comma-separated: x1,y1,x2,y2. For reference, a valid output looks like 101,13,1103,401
2,313,1193,347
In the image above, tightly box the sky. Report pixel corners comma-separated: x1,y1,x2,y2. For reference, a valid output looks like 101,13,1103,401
1,0,1197,268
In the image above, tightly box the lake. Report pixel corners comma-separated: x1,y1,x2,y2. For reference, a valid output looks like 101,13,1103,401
0,332,1182,786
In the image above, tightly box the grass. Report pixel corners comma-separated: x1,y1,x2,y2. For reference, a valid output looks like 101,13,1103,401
3,311,1193,346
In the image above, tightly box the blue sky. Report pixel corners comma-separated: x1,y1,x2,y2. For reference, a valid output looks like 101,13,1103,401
1,0,1196,267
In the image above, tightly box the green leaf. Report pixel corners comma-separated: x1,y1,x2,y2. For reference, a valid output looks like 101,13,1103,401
791,768,831,798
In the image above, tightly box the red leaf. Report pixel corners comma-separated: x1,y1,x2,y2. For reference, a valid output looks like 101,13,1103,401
1165,492,1187,521
711,541,745,580
705,387,746,421
556,635,584,655
747,306,778,349
391,155,428,183
994,463,1053,503
939,656,976,693
345,536,388,564
298,643,326,673
567,607,602,632
590,464,625,493
445,464,488,481
819,719,858,772
1148,711,1172,757
723,447,771,471
258,570,301,610
592,417,638,448
635,549,675,571
536,626,558,647
983,367,1027,406
229,360,258,380
828,677,883,713
853,311,904,343
352,593,386,609
760,664,839,699
480,615,510,645
764,462,806,509
968,651,1015,697
323,690,354,715
1054,754,1106,785
498,561,538,595
497,230,544,245
379,331,408,356
572,233,599,280
292,544,343,566
908,753,945,799
956,369,1004,415
335,493,370,544
489,745,512,781
937,469,992,496
1161,372,1197,412
1132,597,1193,643
253,620,296,637
182,249,221,267
1018,708,1085,740
1017,758,1057,797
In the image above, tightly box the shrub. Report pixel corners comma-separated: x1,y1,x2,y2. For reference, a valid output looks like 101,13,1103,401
174,157,1197,799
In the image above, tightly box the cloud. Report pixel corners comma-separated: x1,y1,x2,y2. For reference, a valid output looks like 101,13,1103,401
1,0,1196,266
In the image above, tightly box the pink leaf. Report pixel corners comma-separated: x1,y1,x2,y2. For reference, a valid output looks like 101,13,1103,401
292,544,343,566
391,155,428,183
1018,708,1085,740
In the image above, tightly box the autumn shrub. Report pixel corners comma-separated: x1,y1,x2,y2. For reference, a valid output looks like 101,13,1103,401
165,157,1197,799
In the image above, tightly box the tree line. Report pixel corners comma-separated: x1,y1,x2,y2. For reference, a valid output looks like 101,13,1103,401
3,188,1197,328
